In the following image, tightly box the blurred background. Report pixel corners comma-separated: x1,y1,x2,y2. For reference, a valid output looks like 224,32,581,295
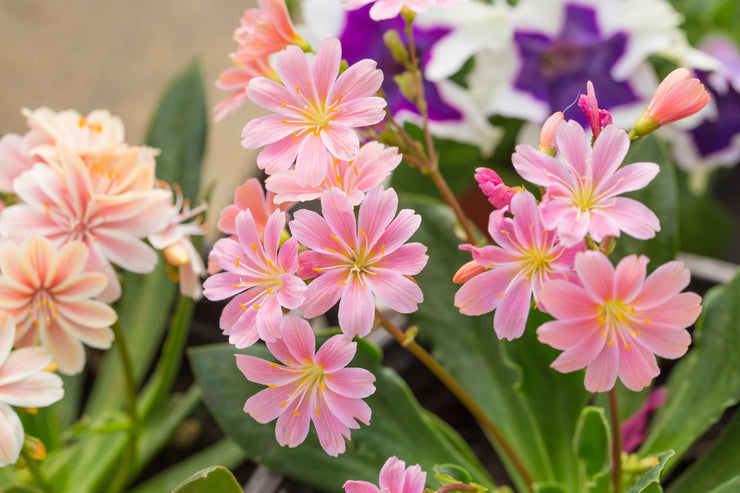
0,0,263,239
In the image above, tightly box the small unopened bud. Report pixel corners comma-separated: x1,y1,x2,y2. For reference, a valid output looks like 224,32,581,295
23,436,46,461
453,260,486,284
23,408,38,415
538,111,564,155
631,68,710,139
163,241,190,267
394,70,421,103
578,81,613,139
383,30,409,64
474,167,517,209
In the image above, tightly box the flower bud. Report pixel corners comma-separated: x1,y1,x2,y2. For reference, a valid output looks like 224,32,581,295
383,29,409,64
163,241,190,267
474,167,517,209
631,68,710,138
578,81,613,139
453,260,486,284
538,111,564,156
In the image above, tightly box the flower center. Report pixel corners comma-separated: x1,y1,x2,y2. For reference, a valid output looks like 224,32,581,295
598,299,641,347
29,291,58,329
521,247,553,280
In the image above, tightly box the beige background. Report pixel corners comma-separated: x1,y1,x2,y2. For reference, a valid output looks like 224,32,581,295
0,0,263,239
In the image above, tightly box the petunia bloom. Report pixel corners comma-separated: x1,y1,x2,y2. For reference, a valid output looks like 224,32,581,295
203,209,305,347
633,67,710,137
537,251,702,392
241,39,386,186
0,314,64,466
344,456,426,493
291,186,428,338
238,315,376,456
513,120,660,247
454,191,583,340
266,142,402,205
341,0,466,21
0,238,116,375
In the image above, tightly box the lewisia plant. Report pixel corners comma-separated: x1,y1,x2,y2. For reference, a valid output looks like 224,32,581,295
4,2,738,493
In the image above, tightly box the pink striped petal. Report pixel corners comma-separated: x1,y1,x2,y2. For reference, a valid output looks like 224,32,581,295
0,347,51,386
280,316,316,362
322,123,360,161
550,328,606,373
358,186,398,248
275,395,312,447
324,391,371,428
640,292,702,327
493,277,532,340
591,124,630,184
244,385,295,423
276,273,306,309
0,372,63,408
300,269,346,318
236,354,301,386
575,251,614,303
313,394,350,456
255,296,284,342
53,272,108,300
512,144,570,188
331,59,383,103
291,209,334,252
321,188,357,248
333,97,387,127
614,255,648,302
373,209,421,256
338,278,375,338
584,343,620,393
538,279,598,319
0,316,14,365
39,323,85,375
315,335,356,373
275,45,314,104
0,403,23,466
634,261,690,309
618,344,659,392
56,317,113,349
454,267,515,316
324,367,375,398
247,78,296,113
366,270,422,314
55,300,116,328
598,162,659,197
537,317,602,350
634,322,692,359
375,243,428,275
555,120,591,178
343,481,381,493
296,132,332,186
94,228,158,273
256,136,300,174
312,39,341,102
603,198,660,240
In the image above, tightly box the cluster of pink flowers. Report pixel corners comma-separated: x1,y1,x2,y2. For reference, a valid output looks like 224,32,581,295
455,77,706,392
206,5,435,455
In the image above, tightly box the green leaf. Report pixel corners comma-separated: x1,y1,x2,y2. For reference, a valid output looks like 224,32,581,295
189,340,493,492
145,60,207,202
707,475,740,493
532,483,569,493
0,487,45,493
627,451,673,493
667,407,740,493
573,407,610,479
171,466,241,493
677,172,733,258
131,440,246,493
640,269,740,471
401,195,587,492
612,136,679,268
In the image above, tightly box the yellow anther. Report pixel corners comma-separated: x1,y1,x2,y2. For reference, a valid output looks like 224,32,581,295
43,362,58,373
338,281,347,285
497,292,506,297
607,340,615,346
235,257,240,267
42,299,47,306
267,384,278,389
280,102,288,107
327,247,337,253
643,318,651,324
313,267,323,272
291,410,301,416
239,302,248,311
251,243,259,252
315,407,320,417
296,85,300,94
330,234,341,243
253,304,261,309
359,230,367,237
280,400,288,408
624,345,632,349
269,363,281,368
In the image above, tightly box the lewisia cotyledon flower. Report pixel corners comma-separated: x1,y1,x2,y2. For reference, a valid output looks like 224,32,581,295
344,456,426,493
291,186,428,338
204,209,306,348
512,120,660,247
0,238,116,375
537,251,702,392
300,1,500,153
454,191,583,340
239,315,375,456
241,38,386,186
0,152,170,303
0,314,64,466
266,141,402,205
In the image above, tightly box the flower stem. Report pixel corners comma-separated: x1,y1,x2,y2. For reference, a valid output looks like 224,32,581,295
427,167,477,244
21,449,53,493
609,387,623,493
437,483,479,493
375,309,535,490
109,320,138,491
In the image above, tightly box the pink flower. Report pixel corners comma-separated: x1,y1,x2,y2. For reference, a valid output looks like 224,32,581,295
513,120,660,247
203,209,305,347
0,314,64,466
238,315,375,456
538,111,564,156
241,39,386,186
0,132,45,193
0,238,116,375
149,185,207,300
454,191,583,340
232,0,307,63
633,68,711,137
341,0,466,21
537,251,702,392
474,167,517,210
622,387,667,452
344,456,426,493
291,186,427,338
1,152,170,302
214,60,277,122
578,81,613,140
266,142,402,205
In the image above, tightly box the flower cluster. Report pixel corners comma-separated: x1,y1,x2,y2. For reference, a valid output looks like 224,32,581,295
455,79,704,392
0,106,208,466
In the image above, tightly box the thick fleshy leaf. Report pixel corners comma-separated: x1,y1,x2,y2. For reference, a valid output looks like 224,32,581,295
189,340,493,492
573,407,610,479
626,451,673,493
171,466,242,493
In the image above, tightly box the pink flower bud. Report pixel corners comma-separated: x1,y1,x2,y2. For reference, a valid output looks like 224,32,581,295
474,167,516,209
633,68,710,137
538,111,564,156
453,260,486,284
578,81,613,139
